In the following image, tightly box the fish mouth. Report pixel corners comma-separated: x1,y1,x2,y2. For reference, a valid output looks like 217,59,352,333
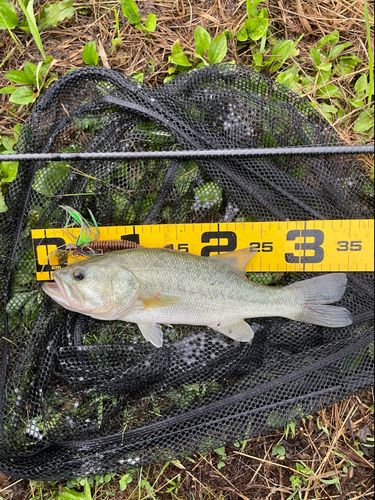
42,277,85,312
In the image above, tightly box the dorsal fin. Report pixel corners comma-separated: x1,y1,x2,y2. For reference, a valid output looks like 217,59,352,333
209,247,257,274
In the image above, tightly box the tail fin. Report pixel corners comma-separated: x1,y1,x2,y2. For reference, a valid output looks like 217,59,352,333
286,273,352,328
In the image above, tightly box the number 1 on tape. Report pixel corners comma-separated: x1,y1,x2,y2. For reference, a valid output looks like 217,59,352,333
31,219,374,281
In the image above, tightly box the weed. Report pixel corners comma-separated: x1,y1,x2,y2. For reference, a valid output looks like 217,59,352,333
120,0,156,35
1,56,56,105
214,446,227,469
165,27,228,82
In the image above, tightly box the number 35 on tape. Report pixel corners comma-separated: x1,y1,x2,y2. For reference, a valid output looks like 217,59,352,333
32,219,374,281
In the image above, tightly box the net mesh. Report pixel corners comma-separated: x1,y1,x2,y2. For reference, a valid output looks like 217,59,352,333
0,63,373,481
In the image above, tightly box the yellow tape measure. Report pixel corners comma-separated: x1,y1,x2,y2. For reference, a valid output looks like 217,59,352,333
31,219,374,281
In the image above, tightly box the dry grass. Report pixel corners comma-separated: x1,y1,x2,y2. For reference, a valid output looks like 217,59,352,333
0,0,373,498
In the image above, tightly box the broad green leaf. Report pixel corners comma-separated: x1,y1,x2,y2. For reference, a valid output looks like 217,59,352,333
39,0,75,28
164,75,175,83
5,69,33,85
329,42,351,58
120,0,141,24
253,52,263,66
0,0,19,29
246,0,262,14
9,86,36,104
33,162,70,195
337,55,362,75
144,12,156,31
353,110,374,132
82,41,98,66
24,61,38,85
310,47,321,66
207,32,227,64
259,7,268,18
0,192,8,212
1,136,15,150
0,85,16,94
265,38,301,71
319,103,338,122
348,97,365,108
355,74,368,97
244,17,268,41
132,71,143,83
272,444,286,456
317,30,339,49
236,27,248,42
194,26,210,58
119,474,133,491
171,39,183,55
170,52,191,66
0,161,18,183
316,84,341,98
57,487,86,500
317,62,332,72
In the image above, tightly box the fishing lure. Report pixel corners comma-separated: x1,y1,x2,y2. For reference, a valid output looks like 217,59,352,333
41,206,139,269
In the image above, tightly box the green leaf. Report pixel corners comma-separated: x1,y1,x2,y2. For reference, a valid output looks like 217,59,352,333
171,39,183,55
329,42,351,59
244,17,268,41
32,161,70,195
217,461,225,469
246,0,262,14
132,70,143,83
0,0,19,29
0,192,8,212
253,51,263,66
163,75,175,83
236,27,248,42
39,0,75,28
337,55,362,75
17,0,46,59
316,84,341,98
310,47,321,66
0,161,18,183
57,487,86,500
317,62,332,72
120,0,141,24
317,30,339,49
82,41,98,66
170,52,191,66
0,85,16,94
355,74,368,97
194,26,210,58
9,86,36,104
119,474,132,491
207,32,227,64
272,444,286,456
353,110,374,133
5,69,33,85
144,12,156,31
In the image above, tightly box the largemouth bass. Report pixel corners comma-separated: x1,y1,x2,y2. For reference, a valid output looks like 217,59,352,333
42,247,352,347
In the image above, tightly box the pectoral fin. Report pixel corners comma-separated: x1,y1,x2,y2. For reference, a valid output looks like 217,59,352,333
141,295,181,310
209,247,257,274
138,323,163,347
210,320,254,342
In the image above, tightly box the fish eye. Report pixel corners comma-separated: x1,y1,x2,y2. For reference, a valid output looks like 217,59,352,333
72,267,86,281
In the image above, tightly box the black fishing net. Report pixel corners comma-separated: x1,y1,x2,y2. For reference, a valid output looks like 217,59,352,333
0,63,373,481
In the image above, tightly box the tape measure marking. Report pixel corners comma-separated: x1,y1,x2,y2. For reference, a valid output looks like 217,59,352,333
31,219,374,281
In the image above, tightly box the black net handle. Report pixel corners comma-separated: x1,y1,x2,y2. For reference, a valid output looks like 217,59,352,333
1,145,373,161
